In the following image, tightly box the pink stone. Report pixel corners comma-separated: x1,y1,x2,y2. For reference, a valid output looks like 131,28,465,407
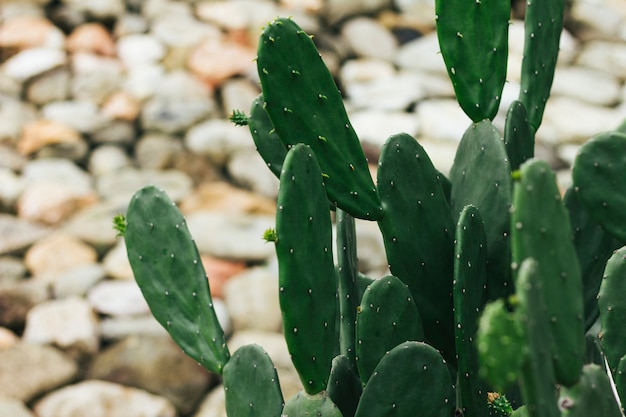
187,37,255,87
0,16,65,52
66,23,117,56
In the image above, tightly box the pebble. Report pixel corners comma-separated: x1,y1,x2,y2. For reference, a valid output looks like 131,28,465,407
0,327,19,349
66,23,116,56
88,145,132,177
323,0,391,23
117,34,166,68
101,239,134,280
32,380,176,417
0,168,24,209
25,68,71,105
0,16,65,51
342,17,398,61
101,90,141,121
96,168,193,203
99,314,168,341
187,38,256,87
551,67,622,106
179,182,276,216
350,109,421,147
0,343,78,402
576,40,626,79
201,255,247,299
22,296,100,359
41,100,109,134
24,232,98,279
0,280,50,328
87,280,150,316
0,256,27,285
0,98,37,144
227,149,280,198
416,99,472,142
62,199,127,249
185,119,256,166
0,214,50,256
0,397,34,417
17,181,97,225
52,263,106,298
70,53,123,104
2,47,67,82
87,335,213,414
61,0,125,20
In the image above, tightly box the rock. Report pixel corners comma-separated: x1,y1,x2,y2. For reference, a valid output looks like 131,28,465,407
66,22,116,56
60,0,125,20
322,0,391,23
33,380,176,417
134,133,183,170
0,97,38,144
0,214,51,256
0,144,27,172
179,182,276,216
88,145,132,177
18,120,88,161
227,149,280,198
194,386,226,417
187,38,256,87
185,119,255,166
195,0,278,32
116,34,166,68
0,256,27,285
551,67,622,106
0,16,65,51
0,279,50,329
353,218,389,275
96,168,193,203
99,314,168,341
88,335,213,414
101,90,140,121
17,181,97,226
0,397,34,417
101,239,133,280
2,48,67,82
394,0,436,30
122,64,166,101
185,212,276,261
52,263,106,298
70,53,122,104
576,40,626,79
91,120,136,145
0,168,24,210
395,31,446,74
87,280,150,316
341,17,398,61
41,100,109,134
0,343,78,402
113,13,149,37
152,14,221,48
0,327,19,350
349,109,420,148
416,138,459,176
219,78,260,118
24,232,98,279
223,267,282,332
201,255,247,299
570,0,626,40
21,158,93,192
25,68,71,105
416,99,472,142
22,296,100,359
62,199,127,250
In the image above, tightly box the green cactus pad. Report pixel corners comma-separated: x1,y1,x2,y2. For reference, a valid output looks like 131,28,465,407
572,131,626,242
453,205,490,417
223,344,284,417
515,258,560,417
597,246,626,375
558,364,621,417
434,0,509,122
124,186,229,374
336,209,359,372
248,94,288,179
564,188,623,331
518,0,565,131
257,17,382,220
450,120,513,302
282,390,343,417
326,355,362,417
355,341,455,417
614,354,626,406
477,299,527,392
504,100,534,172
355,275,425,384
512,159,584,387
376,132,455,364
276,144,337,394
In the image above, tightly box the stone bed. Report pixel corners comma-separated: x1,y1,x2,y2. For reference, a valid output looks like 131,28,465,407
0,0,625,416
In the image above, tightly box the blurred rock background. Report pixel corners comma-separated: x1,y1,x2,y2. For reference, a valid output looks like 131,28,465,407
0,0,624,416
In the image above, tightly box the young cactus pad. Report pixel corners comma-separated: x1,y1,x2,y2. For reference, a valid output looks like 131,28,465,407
257,17,382,221
435,0,509,121
124,186,229,374
275,144,337,394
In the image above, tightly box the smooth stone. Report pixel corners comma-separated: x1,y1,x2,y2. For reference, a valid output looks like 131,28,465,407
0,397,34,417
52,263,106,298
195,0,278,31
0,97,37,143
417,138,460,176
41,100,109,134
88,145,132,177
576,40,626,79
416,99,472,142
96,168,193,203
187,38,256,87
570,0,625,40
185,119,255,166
101,239,133,280
143,0,194,20
122,64,166,101
223,267,282,333
0,15,65,51
66,22,117,56
551,67,622,106
62,199,127,250
116,34,166,68
87,280,150,316
134,133,183,170
538,97,623,145
0,144,27,172
2,48,66,81
101,90,140,121
21,158,93,192
341,16,398,61
0,343,78,402
345,70,424,111
22,296,100,359
25,68,70,105
179,182,276,216
0,72,21,97
353,218,389,275
219,78,260,119
33,380,176,417
70,53,122,104
17,181,97,225
322,0,391,23
88,335,213,414
201,255,247,299
395,31,447,75
18,119,88,161
340,58,396,85
152,14,221,48
90,120,136,145
193,386,226,417
60,0,125,19
113,13,149,37
24,232,98,278
0,168,24,210
0,214,51,256
99,314,168,341
349,109,420,147
0,327,19,349
0,280,49,329
185,212,276,261
227,149,280,198
0,256,27,285
556,143,581,168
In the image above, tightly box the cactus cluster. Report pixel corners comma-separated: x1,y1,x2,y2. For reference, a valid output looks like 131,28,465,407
120,3,626,417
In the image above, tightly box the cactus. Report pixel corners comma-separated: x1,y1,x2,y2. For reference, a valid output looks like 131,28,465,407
122,9,626,417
